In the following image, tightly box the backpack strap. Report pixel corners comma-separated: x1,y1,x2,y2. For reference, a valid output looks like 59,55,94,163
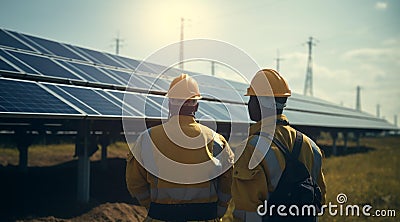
271,137,291,159
291,130,303,159
254,130,303,161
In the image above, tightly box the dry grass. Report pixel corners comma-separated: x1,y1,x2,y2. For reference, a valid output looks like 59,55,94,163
319,136,399,221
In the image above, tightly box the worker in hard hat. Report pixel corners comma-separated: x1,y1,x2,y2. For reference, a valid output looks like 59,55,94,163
126,74,234,221
230,69,326,221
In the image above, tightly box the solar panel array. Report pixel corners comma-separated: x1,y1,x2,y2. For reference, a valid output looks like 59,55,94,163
0,28,397,130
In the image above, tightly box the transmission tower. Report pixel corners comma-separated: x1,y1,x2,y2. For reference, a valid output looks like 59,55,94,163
275,49,284,72
211,61,215,76
303,37,317,96
114,32,123,55
376,104,380,117
356,86,361,111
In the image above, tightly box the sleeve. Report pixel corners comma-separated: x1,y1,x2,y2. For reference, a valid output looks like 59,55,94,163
231,137,267,222
125,138,151,209
317,155,327,205
216,134,234,218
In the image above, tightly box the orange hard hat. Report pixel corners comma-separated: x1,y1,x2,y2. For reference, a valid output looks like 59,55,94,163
166,74,202,100
245,69,291,97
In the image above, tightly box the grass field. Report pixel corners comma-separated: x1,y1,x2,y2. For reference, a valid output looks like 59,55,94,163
320,136,399,221
0,136,399,221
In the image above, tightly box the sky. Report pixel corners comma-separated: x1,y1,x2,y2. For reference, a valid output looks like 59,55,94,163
0,0,399,124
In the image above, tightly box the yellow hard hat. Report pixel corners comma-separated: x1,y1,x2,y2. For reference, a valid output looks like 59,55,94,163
245,69,291,97
166,74,202,100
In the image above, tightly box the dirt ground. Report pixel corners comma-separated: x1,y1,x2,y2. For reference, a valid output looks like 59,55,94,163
17,203,147,222
0,157,147,222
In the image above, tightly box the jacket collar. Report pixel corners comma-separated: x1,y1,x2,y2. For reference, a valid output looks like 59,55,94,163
249,114,289,136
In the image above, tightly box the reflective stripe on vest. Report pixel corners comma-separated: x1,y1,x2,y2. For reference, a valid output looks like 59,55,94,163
249,135,283,190
140,129,159,201
307,136,322,181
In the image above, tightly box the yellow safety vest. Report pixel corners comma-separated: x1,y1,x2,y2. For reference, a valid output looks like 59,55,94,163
126,115,234,221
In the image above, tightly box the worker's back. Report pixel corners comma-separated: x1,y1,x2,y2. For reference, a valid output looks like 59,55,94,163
126,115,233,221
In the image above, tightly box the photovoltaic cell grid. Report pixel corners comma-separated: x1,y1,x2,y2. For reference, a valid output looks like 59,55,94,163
0,78,79,114
0,28,242,102
0,29,33,51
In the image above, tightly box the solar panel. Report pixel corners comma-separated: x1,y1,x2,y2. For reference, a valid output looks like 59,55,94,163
22,34,87,61
284,109,397,130
8,51,83,80
0,57,18,72
71,45,126,68
0,29,33,51
111,56,140,70
96,90,142,117
144,95,169,118
0,49,37,74
101,69,149,87
59,86,123,116
287,97,371,118
225,103,250,122
56,60,99,83
43,84,99,115
0,78,79,114
199,85,241,102
133,75,170,91
198,101,230,121
66,62,122,85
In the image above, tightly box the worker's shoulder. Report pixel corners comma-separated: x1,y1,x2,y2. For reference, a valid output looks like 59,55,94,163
292,129,323,155
282,125,314,145
197,123,226,139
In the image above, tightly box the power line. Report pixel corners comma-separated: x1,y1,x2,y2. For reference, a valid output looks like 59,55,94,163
303,36,317,96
